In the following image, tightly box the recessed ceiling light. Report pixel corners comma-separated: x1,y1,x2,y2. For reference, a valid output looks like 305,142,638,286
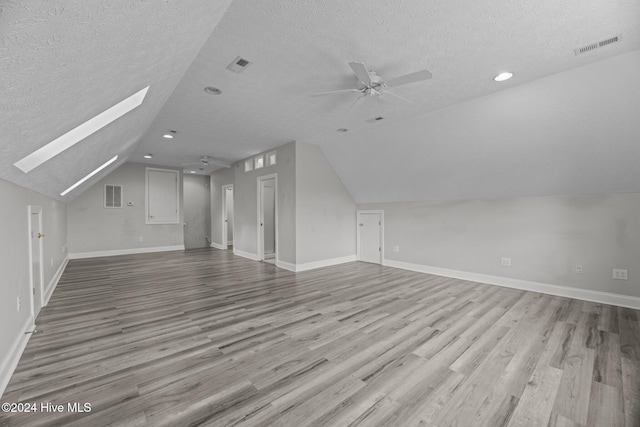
190,170,196,174
204,86,222,95
337,128,348,132
494,72,513,82
60,155,118,196
143,154,153,159
163,133,174,139
14,86,149,173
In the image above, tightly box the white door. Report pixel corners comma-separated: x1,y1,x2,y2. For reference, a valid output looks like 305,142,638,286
183,175,211,249
262,181,275,258
257,175,277,261
28,206,44,317
146,168,179,224
358,212,382,264
222,185,234,248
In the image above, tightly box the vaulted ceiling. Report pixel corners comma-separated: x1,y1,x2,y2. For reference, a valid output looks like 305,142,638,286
2,0,639,203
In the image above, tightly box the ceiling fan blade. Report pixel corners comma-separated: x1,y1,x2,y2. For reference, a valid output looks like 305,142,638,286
381,90,415,105
209,161,231,168
345,94,368,116
349,62,372,85
311,88,361,97
385,69,432,88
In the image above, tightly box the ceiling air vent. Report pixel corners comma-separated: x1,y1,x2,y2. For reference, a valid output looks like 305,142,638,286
365,116,385,123
574,34,622,56
227,56,252,73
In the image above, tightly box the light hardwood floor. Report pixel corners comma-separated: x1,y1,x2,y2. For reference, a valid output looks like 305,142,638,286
1,248,639,426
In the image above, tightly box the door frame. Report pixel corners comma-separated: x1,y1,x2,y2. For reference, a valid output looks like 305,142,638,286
356,210,384,264
27,205,44,319
221,184,234,249
257,173,278,262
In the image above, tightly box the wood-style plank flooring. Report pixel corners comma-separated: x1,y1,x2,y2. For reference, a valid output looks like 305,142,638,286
1,248,639,426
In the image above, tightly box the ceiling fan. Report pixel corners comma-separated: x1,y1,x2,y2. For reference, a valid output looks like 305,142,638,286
181,156,230,173
311,61,432,108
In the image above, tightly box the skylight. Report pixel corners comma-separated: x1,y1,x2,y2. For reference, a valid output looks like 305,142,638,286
60,155,119,196
14,86,149,173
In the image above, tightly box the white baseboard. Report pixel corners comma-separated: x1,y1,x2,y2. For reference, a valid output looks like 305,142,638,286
68,245,185,260
276,260,296,272
233,249,258,261
44,257,69,306
0,315,35,399
383,259,640,310
295,255,358,272
210,242,227,250
275,255,357,272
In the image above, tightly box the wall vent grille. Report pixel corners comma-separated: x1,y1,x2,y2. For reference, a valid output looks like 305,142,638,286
227,56,252,73
105,185,122,208
575,34,622,55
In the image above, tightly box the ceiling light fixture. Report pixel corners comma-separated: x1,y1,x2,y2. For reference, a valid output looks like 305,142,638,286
493,72,513,82
190,170,196,174
163,133,174,139
204,86,222,95
14,87,149,173
60,155,119,196
143,154,153,159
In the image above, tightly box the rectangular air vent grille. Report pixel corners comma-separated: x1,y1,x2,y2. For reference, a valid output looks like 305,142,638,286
104,185,122,208
575,34,622,55
227,56,252,73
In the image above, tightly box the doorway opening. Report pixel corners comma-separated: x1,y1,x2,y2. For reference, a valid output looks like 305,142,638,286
222,185,234,249
28,205,44,319
357,210,384,264
257,174,277,263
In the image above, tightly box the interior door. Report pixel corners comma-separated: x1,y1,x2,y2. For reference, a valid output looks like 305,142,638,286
359,212,381,264
146,168,179,224
29,207,43,316
257,176,277,261
183,174,210,249
225,186,234,247
262,180,276,258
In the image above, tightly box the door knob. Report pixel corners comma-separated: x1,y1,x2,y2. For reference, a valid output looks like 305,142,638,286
37,233,45,238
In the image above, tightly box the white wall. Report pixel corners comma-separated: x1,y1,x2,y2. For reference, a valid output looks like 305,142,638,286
210,167,234,248
296,142,356,265
360,193,640,301
0,179,68,397
183,174,211,249
67,162,184,256
232,142,296,263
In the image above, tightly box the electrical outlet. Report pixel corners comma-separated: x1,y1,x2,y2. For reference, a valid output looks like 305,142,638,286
139,236,144,242
17,296,21,312
392,246,400,253
575,265,583,274
613,269,628,280
501,257,511,266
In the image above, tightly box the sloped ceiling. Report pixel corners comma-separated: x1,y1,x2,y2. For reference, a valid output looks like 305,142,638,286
2,0,640,203
0,0,234,201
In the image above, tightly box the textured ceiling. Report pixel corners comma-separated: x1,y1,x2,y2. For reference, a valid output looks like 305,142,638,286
0,0,233,201
2,0,640,202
